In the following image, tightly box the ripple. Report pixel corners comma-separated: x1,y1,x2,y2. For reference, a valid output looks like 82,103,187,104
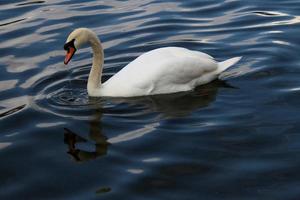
48,88,90,107
2,0,300,199
253,11,287,17
16,1,45,7
0,18,26,27
0,104,26,119
32,79,105,120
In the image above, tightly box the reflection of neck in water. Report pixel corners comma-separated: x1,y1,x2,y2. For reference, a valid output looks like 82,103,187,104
63,109,159,162
63,112,159,162
63,80,234,162
64,108,108,162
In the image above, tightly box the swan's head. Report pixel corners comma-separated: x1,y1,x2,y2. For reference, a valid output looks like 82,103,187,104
64,28,96,64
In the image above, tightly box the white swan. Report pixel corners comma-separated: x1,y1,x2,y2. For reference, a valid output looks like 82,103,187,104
64,28,241,97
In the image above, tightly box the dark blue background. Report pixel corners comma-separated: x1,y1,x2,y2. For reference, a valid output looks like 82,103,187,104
1,0,300,199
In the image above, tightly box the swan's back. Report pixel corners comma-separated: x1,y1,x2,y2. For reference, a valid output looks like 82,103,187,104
101,47,220,97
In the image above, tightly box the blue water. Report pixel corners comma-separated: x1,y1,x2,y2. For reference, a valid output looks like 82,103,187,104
1,0,300,199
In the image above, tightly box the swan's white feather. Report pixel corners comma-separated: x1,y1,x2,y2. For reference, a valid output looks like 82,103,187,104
96,47,238,97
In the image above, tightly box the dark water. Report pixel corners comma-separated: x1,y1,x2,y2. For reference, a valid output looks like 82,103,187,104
1,0,300,199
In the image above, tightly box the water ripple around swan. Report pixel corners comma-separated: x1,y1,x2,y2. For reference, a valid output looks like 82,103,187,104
1,0,300,199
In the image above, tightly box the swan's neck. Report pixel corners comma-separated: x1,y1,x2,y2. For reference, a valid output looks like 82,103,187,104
87,34,104,93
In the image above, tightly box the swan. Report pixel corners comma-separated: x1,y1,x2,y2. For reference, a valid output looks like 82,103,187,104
63,28,241,97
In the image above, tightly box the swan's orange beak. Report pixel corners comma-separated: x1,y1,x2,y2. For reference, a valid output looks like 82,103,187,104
64,46,76,65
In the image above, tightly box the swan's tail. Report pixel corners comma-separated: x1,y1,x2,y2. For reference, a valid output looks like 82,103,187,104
217,57,242,76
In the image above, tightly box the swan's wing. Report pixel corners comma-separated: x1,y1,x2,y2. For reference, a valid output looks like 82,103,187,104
103,47,218,96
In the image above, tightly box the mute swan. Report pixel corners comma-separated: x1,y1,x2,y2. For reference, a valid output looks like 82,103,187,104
64,28,241,97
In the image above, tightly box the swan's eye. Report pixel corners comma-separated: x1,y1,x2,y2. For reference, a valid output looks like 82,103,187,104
64,39,77,65
64,39,76,51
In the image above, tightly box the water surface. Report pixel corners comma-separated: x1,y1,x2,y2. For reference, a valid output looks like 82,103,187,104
1,0,300,199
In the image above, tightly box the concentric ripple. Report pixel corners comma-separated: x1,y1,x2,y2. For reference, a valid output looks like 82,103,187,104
32,72,107,119
48,88,88,106
1,0,300,200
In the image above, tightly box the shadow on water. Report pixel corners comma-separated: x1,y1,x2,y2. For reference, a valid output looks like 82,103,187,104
63,80,233,162
111,80,236,118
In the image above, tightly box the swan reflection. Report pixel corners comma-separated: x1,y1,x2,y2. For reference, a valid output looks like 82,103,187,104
64,80,232,161
111,80,232,118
